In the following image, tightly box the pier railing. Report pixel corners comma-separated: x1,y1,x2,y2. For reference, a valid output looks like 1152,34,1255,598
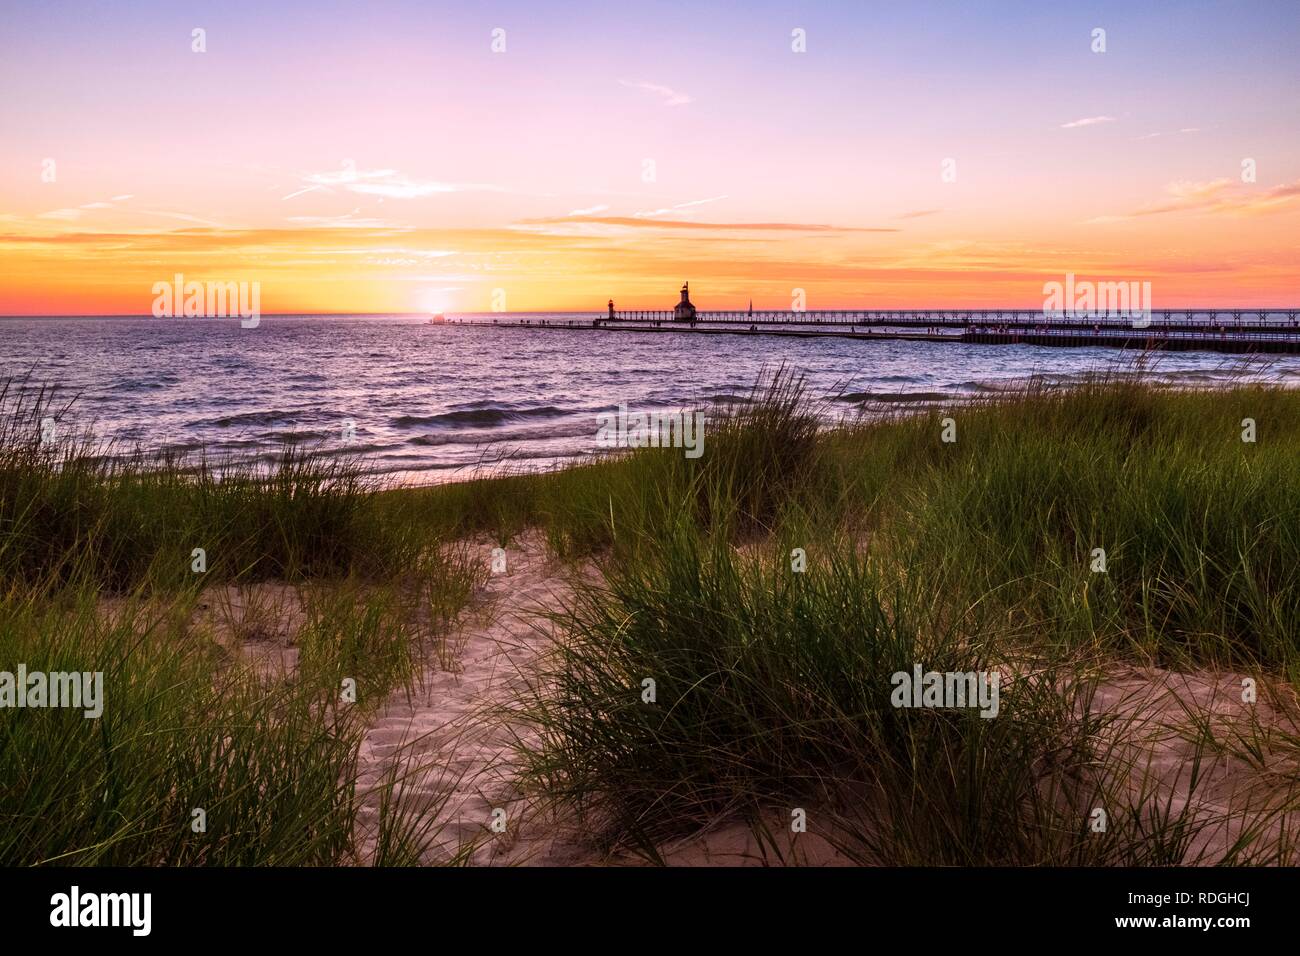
599,308,1300,333
445,308,1300,355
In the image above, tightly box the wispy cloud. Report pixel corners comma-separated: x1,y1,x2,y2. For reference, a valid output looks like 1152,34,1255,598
138,210,229,228
36,208,85,222
283,168,502,201
1060,115,1115,129
37,193,135,221
619,79,693,107
1135,127,1201,141
281,184,326,201
1085,177,1300,223
895,209,941,220
285,210,403,228
633,195,729,218
518,216,899,233
567,204,610,216
359,248,458,258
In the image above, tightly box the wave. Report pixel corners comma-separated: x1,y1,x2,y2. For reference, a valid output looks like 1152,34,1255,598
258,429,333,442
391,404,576,428
408,419,595,447
954,381,1016,394
836,390,952,403
109,377,177,391
210,410,304,427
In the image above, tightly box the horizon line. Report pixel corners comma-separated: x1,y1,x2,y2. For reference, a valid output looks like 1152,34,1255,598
6,305,1300,319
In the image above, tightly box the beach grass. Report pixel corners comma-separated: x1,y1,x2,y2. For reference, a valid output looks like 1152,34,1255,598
0,378,482,865
407,368,1300,670
495,369,1300,860
2,369,1297,865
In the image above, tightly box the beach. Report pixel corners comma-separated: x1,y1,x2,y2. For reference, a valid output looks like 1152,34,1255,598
3,368,1298,866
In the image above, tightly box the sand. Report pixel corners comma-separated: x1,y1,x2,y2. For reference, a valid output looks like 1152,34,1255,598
350,531,567,864
197,534,1298,866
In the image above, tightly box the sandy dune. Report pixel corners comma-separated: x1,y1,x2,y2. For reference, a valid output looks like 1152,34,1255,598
194,535,1299,866
350,532,572,864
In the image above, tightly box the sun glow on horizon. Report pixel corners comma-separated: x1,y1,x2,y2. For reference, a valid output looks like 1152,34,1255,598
2,1,1298,314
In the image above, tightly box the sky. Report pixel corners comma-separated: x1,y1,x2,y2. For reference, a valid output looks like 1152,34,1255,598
1,0,1298,314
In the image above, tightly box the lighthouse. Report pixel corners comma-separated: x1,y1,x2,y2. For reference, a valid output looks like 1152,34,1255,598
673,282,697,322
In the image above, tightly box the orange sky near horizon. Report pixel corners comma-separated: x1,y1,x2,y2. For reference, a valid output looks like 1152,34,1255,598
4,201,1299,314
2,1,1298,315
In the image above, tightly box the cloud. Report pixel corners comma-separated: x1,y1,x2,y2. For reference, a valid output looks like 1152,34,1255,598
619,80,693,107
37,193,135,221
1135,127,1201,141
284,168,502,201
567,204,611,216
285,210,401,228
138,210,229,228
1060,115,1115,129
518,216,898,233
347,178,459,199
1085,177,1300,223
364,248,457,258
282,184,326,201
633,195,729,218
1165,179,1234,202
895,209,941,220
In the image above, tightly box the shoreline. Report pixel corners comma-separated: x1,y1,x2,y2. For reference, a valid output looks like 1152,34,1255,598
26,370,1300,492
4,372,1299,866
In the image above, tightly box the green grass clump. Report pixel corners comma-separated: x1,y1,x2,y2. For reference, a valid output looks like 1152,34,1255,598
869,377,1300,670
504,371,1300,862
0,379,482,865
0,378,424,589
522,517,1296,864
0,580,360,864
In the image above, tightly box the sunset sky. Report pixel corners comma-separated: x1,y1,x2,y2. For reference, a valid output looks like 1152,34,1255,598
2,0,1298,314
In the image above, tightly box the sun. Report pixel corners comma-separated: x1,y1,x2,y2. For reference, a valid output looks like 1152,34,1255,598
417,288,452,315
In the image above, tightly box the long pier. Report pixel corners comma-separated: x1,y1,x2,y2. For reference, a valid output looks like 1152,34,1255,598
447,308,1300,355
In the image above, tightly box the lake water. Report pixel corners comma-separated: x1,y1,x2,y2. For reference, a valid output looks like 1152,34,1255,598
2,314,1298,483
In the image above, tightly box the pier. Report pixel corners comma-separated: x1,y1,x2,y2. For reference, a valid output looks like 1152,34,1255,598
448,291,1300,355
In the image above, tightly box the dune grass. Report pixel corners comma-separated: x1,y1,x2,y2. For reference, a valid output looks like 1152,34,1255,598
2,367,1297,865
406,368,1300,670
522,519,1297,863
486,369,1300,862
0,378,482,865
0,379,425,590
